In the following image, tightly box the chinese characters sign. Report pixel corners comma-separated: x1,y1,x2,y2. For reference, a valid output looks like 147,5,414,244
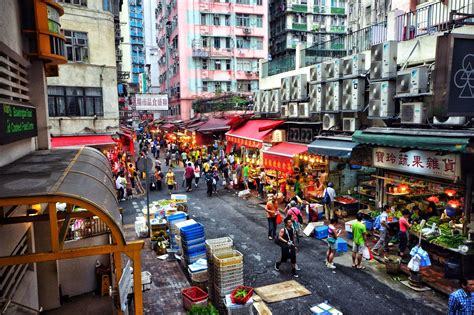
134,94,168,111
373,148,461,181
0,103,37,145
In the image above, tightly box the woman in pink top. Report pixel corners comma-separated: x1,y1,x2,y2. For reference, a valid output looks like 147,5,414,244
398,209,412,257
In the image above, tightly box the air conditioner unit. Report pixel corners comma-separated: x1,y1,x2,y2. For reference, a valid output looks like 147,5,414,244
298,103,310,118
396,66,429,95
368,81,396,118
253,90,262,112
281,104,289,117
261,90,271,112
341,53,366,77
269,89,281,113
309,83,324,113
300,128,313,143
323,60,334,80
324,81,341,112
433,116,466,125
288,128,300,142
400,102,427,124
342,78,365,111
243,28,251,34
370,41,398,80
290,74,308,100
342,117,359,132
322,114,339,130
310,63,323,82
281,77,291,102
288,102,299,118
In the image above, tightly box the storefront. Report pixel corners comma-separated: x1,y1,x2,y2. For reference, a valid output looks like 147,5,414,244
353,127,474,277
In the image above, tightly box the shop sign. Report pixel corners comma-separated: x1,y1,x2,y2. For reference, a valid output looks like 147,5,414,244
372,147,461,181
134,94,168,111
118,260,132,311
272,130,285,143
0,103,37,145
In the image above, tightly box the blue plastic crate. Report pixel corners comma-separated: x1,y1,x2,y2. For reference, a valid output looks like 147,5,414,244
185,251,206,264
336,238,348,252
315,226,328,239
182,243,206,255
364,220,374,231
318,212,324,220
167,212,187,222
181,236,206,246
181,230,205,241
180,223,204,234
346,231,353,239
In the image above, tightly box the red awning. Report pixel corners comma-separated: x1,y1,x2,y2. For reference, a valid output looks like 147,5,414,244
225,120,284,149
263,142,307,174
161,123,176,131
197,118,231,133
51,135,116,148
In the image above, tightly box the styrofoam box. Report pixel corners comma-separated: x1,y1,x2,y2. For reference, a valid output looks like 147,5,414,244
175,219,197,231
310,203,324,213
344,219,358,233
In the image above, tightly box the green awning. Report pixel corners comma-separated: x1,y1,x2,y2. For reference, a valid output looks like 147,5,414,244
352,130,470,152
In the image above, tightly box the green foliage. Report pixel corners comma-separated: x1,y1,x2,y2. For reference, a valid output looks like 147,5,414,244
187,303,219,315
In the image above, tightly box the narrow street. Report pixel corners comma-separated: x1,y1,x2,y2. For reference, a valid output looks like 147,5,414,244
122,164,448,315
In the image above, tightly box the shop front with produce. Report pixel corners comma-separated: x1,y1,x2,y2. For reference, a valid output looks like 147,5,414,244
353,128,474,277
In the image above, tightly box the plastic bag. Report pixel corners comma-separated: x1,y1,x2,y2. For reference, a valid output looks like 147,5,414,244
276,213,282,225
362,246,373,260
408,255,421,272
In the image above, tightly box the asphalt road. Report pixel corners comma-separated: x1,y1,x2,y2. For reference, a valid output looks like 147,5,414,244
123,165,447,315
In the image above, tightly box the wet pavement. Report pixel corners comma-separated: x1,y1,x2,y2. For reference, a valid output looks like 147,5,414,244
122,162,448,315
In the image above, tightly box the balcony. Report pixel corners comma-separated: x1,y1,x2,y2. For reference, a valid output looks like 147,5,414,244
132,67,143,73
129,12,143,19
288,4,308,13
130,31,144,38
312,24,320,31
330,6,346,14
292,23,308,31
130,20,143,28
262,54,296,78
329,25,346,33
192,48,209,58
131,38,144,45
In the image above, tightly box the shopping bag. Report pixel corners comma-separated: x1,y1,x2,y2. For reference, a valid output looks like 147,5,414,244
362,246,373,260
276,213,282,225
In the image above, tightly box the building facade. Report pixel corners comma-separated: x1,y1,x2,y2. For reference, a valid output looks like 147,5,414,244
47,0,120,138
269,0,347,59
155,0,269,120
144,0,160,93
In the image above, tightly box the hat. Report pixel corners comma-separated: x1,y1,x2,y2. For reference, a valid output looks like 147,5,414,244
290,200,297,207
328,182,334,187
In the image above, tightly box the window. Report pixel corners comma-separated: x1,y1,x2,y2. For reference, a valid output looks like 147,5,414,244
64,30,88,62
201,13,207,25
236,0,250,4
213,15,221,26
103,0,112,11
202,59,208,70
48,86,103,117
236,36,251,49
236,14,250,27
215,81,222,92
214,60,222,70
255,38,263,50
225,15,230,26
225,60,231,70
202,37,209,48
58,0,87,6
256,0,262,5
256,16,263,28
202,81,208,92
214,37,221,49
225,37,231,48
237,80,252,92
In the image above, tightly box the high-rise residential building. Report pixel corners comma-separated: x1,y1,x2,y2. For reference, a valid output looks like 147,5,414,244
120,0,146,92
269,0,347,59
155,0,269,120
47,0,120,141
144,0,160,93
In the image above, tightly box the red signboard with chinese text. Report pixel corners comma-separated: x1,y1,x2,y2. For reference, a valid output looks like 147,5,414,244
372,148,461,181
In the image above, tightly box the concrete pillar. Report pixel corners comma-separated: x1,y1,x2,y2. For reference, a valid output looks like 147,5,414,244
34,220,60,310
28,60,50,150
296,43,304,69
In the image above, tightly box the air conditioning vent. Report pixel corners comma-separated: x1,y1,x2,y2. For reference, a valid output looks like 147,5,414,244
288,102,299,118
310,63,323,82
269,89,281,113
322,113,339,130
400,102,427,124
368,81,396,118
298,103,309,118
323,60,334,80
280,77,291,102
309,83,324,113
370,41,398,80
288,128,300,142
342,78,365,111
290,74,308,100
342,117,359,132
341,53,366,77
300,128,313,143
324,81,341,112
253,91,262,112
433,116,466,125
281,104,288,117
261,90,271,112
396,66,429,96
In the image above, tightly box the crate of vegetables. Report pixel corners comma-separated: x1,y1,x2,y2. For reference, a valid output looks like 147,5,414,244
230,285,253,305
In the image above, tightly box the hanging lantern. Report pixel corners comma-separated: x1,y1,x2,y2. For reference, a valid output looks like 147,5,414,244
427,196,439,203
445,189,456,197
304,156,308,161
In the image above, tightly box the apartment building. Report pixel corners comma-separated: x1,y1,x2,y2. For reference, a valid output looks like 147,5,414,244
155,0,269,120
47,0,120,142
269,0,347,59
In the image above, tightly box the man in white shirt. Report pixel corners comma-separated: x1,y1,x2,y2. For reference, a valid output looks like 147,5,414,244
115,173,126,201
373,205,390,255
323,182,336,220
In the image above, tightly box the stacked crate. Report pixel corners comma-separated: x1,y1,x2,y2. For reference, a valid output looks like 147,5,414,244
166,212,187,251
205,237,234,307
180,222,206,265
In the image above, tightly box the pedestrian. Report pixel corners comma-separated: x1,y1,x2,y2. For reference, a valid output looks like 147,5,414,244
286,200,303,239
398,209,412,259
265,194,278,240
448,276,473,315
181,151,188,167
194,164,201,188
326,218,342,269
352,213,367,270
322,182,336,221
212,167,219,194
165,168,175,195
165,150,171,167
373,205,390,256
115,172,126,201
257,168,265,197
274,216,299,278
294,175,302,198
184,162,194,192
205,170,213,197
154,166,163,191
222,162,230,189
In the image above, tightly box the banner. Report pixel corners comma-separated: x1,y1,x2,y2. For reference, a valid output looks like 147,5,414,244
372,147,461,181
134,94,168,111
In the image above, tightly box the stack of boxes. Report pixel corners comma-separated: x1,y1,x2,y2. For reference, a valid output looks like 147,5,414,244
167,212,187,251
212,250,244,310
180,222,206,265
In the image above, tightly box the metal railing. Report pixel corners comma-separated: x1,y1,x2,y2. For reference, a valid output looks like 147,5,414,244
395,0,474,41
65,217,110,241
262,53,296,78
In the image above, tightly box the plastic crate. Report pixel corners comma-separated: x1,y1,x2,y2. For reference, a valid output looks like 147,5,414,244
336,238,348,252
213,250,243,268
185,252,207,264
214,262,243,274
315,226,328,239
189,268,208,282
181,222,204,233
182,243,206,255
346,231,353,239
213,279,244,296
181,286,208,311
225,294,254,315
182,235,206,246
206,237,233,254
214,272,244,285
